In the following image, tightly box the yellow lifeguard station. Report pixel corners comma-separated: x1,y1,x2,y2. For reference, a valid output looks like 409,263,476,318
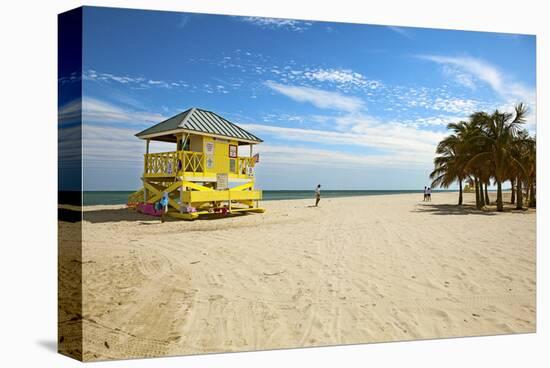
128,107,264,220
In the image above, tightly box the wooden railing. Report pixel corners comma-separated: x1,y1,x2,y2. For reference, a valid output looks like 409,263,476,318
144,151,178,176
180,151,204,173
236,156,255,176
144,150,254,177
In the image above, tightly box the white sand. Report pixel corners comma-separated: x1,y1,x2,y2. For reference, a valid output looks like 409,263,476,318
61,192,536,360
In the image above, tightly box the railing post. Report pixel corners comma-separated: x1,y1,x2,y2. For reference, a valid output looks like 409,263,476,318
143,154,147,175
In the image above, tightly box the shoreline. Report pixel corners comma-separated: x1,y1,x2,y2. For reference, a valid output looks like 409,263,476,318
79,191,461,210
75,190,529,213
79,189,464,207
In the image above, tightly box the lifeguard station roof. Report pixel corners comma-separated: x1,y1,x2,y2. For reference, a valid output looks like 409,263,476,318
136,107,262,144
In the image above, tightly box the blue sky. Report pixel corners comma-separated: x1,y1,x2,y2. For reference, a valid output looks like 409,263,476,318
59,7,536,190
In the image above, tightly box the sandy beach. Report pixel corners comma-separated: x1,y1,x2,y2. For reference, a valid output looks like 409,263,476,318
59,191,536,361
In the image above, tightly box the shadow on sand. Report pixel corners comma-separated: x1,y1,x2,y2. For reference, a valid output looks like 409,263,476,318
413,203,497,216
80,207,251,224
82,208,159,224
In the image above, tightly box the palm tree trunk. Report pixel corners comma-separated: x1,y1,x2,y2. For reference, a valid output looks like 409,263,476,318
529,182,536,208
458,180,463,205
478,177,485,208
484,182,490,205
474,177,481,209
496,179,503,212
516,177,523,210
510,178,516,204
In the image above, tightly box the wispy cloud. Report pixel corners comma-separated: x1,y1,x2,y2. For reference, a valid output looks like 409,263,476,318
407,115,468,128
265,81,365,112
431,97,479,114
59,71,81,85
58,98,82,127
416,55,535,104
387,26,414,39
441,65,476,89
418,55,503,90
83,70,191,91
82,97,167,125
84,69,146,84
238,16,313,32
257,144,431,169
416,54,536,132
83,125,172,168
241,116,444,162
177,14,190,29
302,68,382,91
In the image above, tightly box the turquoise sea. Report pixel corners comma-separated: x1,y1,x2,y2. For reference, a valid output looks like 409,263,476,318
82,190,454,206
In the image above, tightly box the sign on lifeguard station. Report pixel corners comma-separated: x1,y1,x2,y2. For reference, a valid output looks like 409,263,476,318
128,107,264,220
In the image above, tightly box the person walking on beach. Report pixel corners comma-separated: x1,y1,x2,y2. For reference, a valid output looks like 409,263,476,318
315,184,321,207
426,187,432,202
423,186,427,201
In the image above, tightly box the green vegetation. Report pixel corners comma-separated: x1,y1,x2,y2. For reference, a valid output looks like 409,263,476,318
430,103,536,211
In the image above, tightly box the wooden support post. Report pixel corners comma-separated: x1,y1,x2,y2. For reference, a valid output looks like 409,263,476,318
144,141,150,174
143,178,148,202
143,139,150,202
228,190,231,213
179,180,185,213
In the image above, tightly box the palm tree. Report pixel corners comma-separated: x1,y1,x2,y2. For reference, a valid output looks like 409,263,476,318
525,136,536,208
458,114,489,209
430,133,464,205
431,103,534,213
467,104,527,211
430,120,479,205
510,130,531,210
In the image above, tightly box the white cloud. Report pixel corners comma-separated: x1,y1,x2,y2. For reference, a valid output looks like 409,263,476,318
265,81,365,112
408,115,467,128
58,98,82,127
83,70,189,91
239,16,312,31
84,70,146,85
418,55,503,90
417,55,536,133
256,144,430,169
387,26,413,39
83,125,172,168
431,97,479,114
416,55,535,106
302,68,382,90
441,65,476,89
241,115,444,162
59,71,81,85
177,15,189,29
82,97,167,125
305,69,357,84
59,125,82,170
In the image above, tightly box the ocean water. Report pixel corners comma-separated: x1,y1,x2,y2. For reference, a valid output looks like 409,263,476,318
82,190,451,206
